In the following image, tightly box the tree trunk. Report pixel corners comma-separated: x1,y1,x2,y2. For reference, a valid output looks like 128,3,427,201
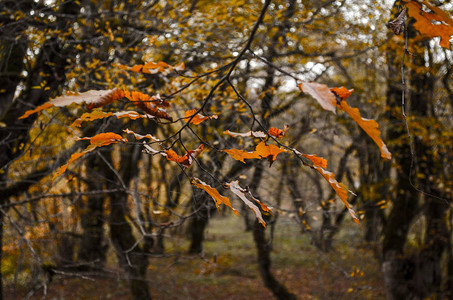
77,155,107,268
103,143,151,300
253,219,296,300
250,162,296,300
382,4,450,297
188,187,214,255
110,191,151,300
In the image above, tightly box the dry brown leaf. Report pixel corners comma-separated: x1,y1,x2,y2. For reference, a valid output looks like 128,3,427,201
226,180,270,227
299,82,337,113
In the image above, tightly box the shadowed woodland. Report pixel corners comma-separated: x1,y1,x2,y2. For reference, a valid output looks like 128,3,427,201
0,0,452,299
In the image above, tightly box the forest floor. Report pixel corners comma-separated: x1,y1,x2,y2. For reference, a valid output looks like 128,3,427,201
8,214,386,299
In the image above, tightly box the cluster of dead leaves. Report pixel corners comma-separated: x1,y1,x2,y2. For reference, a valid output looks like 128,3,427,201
299,82,392,160
19,89,173,121
192,178,272,227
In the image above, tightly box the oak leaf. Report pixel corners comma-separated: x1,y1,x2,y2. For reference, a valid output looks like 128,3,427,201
191,178,238,215
226,180,272,227
268,125,289,138
299,82,337,113
184,109,218,125
331,87,392,160
405,0,453,48
312,166,359,224
165,144,204,167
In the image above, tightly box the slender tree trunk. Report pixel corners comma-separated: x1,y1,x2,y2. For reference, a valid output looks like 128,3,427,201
77,155,107,267
253,219,296,300
110,191,151,300
188,188,214,254
250,162,296,300
77,193,106,267
103,143,151,299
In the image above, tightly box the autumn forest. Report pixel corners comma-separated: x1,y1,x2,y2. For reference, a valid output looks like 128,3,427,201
0,0,452,299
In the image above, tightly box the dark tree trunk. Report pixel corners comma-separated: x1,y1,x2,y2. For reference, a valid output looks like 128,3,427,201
252,219,296,300
110,191,151,300
188,187,214,255
77,155,107,267
77,193,106,267
382,4,450,297
103,144,151,300
0,1,80,296
250,162,296,300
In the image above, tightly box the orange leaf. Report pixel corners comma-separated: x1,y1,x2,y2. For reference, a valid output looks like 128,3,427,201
223,142,285,165
52,152,86,180
255,142,286,164
71,110,154,127
19,102,53,119
302,154,328,169
124,91,172,121
71,111,114,127
53,133,126,180
299,82,337,113
405,1,453,48
226,180,271,227
165,144,204,167
223,149,261,163
330,86,353,100
77,132,126,147
268,125,289,138
332,87,392,160
192,178,239,215
184,109,218,125
120,61,182,75
313,166,359,224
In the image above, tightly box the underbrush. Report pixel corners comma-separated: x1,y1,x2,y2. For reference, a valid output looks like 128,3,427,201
7,214,385,299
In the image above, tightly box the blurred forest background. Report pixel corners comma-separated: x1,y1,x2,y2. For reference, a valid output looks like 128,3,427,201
0,0,452,299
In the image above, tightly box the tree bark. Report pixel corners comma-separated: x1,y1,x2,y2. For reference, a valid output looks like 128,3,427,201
250,162,296,300
77,154,107,267
102,142,151,300
382,4,450,298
